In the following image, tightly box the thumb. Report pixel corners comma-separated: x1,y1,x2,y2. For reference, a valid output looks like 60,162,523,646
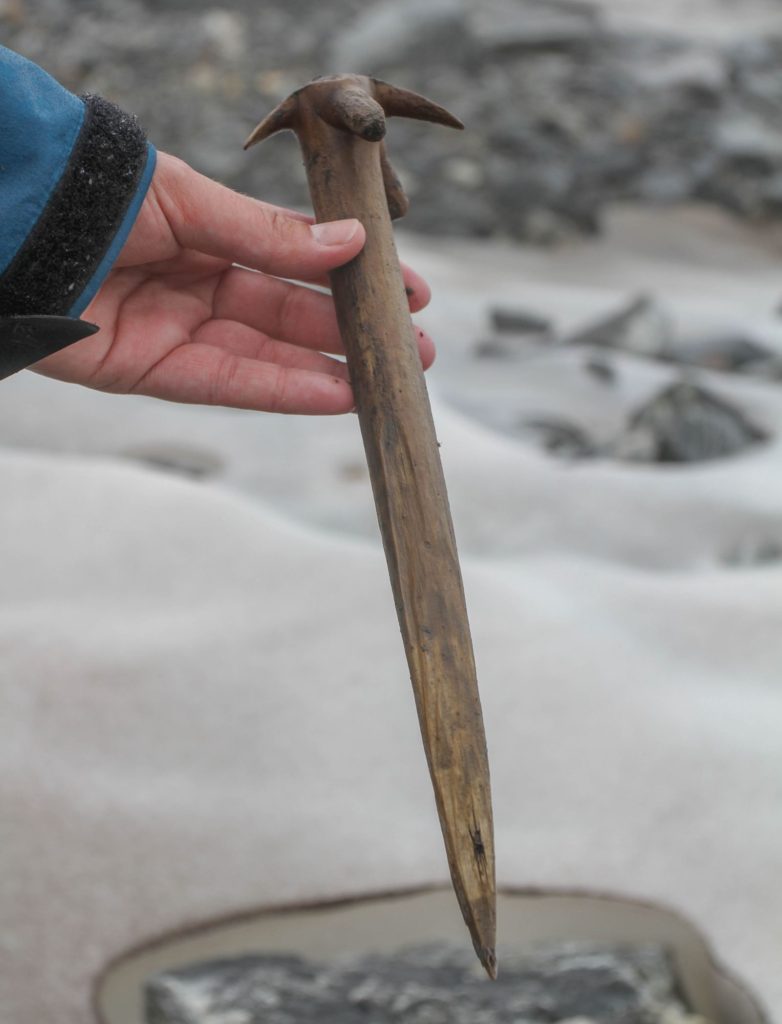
154,152,366,279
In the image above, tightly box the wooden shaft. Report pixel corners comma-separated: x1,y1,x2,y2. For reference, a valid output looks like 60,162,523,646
298,111,496,975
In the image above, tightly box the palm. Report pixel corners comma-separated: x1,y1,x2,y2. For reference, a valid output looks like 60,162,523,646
34,153,433,415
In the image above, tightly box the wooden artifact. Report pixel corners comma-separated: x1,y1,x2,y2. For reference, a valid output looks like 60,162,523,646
245,74,497,978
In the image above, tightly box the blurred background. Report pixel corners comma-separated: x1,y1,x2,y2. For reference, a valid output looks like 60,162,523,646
3,0,782,489
5,0,782,242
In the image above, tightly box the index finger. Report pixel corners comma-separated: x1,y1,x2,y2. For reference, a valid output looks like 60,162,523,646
156,155,365,280
157,155,431,309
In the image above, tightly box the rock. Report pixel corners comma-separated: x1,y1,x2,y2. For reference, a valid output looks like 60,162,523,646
442,157,485,189
403,181,499,238
145,942,697,1024
764,172,782,214
490,306,553,335
0,0,25,26
716,114,782,167
742,357,782,381
730,36,782,108
611,423,659,463
523,206,590,245
519,417,597,459
468,0,602,54
723,537,782,568
672,333,778,374
199,9,246,62
613,381,767,463
565,295,674,360
329,0,470,74
120,443,224,480
584,354,618,383
473,337,519,359
637,167,697,203
628,45,727,96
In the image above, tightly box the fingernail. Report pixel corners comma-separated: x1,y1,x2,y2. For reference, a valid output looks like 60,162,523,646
311,219,360,246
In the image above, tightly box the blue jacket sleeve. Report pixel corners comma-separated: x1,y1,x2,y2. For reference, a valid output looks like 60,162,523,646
0,46,156,372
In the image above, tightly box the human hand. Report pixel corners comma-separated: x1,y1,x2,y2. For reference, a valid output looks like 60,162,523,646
32,152,435,414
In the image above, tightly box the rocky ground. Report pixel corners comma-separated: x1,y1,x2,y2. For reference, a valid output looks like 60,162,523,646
4,0,782,242
4,0,782,473
475,290,778,467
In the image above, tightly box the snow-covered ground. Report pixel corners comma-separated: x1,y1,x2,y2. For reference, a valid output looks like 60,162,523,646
1,205,781,1023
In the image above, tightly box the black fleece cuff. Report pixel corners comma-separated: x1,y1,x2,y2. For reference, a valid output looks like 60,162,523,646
0,94,148,317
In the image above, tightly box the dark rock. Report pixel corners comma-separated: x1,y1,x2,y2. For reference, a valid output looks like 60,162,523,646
473,337,519,359
329,0,470,74
565,295,674,360
637,166,697,203
442,156,485,189
613,381,767,463
584,354,618,383
521,206,591,244
716,115,782,168
729,37,782,109
627,45,727,97
468,0,602,55
519,416,597,459
672,334,778,374
120,443,224,480
145,942,697,1024
722,537,782,567
490,306,552,335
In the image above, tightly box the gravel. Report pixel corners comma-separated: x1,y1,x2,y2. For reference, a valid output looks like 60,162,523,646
4,0,782,242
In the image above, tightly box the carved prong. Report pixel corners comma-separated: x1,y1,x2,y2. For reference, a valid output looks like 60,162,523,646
372,79,464,130
318,85,387,142
243,95,298,150
380,142,410,220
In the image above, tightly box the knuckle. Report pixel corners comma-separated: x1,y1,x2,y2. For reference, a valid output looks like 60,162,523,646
210,355,241,405
264,207,304,255
277,282,301,334
267,365,290,413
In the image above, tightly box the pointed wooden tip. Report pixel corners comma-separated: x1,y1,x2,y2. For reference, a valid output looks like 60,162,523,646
372,79,464,130
465,899,497,981
243,96,297,149
481,946,498,981
441,804,496,984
